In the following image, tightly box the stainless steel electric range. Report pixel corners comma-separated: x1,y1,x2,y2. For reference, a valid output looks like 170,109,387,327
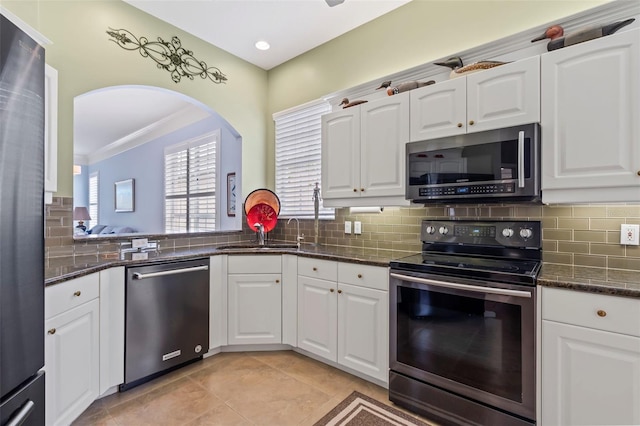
389,220,541,426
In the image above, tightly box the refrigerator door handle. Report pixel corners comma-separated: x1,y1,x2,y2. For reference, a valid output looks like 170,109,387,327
5,399,35,426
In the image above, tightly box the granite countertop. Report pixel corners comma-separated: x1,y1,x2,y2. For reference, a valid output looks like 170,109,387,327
46,245,640,299
538,263,640,299
45,243,397,286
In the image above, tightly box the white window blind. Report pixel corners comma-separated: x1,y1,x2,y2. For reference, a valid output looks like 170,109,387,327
88,172,98,230
274,99,334,219
164,131,218,233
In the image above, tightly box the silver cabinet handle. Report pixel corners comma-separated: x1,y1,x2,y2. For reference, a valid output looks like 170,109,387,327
5,400,35,426
390,273,532,298
132,265,209,280
518,130,525,188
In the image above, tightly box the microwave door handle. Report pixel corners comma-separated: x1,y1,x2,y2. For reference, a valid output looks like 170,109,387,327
518,131,525,188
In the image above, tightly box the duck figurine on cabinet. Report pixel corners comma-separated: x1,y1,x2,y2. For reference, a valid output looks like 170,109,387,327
531,18,635,51
339,98,367,109
434,56,509,79
384,79,435,95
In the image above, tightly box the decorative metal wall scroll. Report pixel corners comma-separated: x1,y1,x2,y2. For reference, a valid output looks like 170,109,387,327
106,28,227,84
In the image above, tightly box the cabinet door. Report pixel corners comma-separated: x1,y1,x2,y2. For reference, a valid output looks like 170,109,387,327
542,320,640,426
467,56,540,133
321,108,361,199
337,283,388,383
360,93,409,197
297,276,337,362
45,299,99,426
228,273,282,344
410,77,466,141
541,29,640,203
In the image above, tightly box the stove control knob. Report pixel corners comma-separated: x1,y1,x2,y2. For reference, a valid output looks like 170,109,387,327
425,226,436,235
520,228,533,239
502,228,514,238
439,226,449,235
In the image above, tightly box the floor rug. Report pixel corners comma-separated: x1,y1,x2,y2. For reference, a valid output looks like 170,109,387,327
314,391,431,426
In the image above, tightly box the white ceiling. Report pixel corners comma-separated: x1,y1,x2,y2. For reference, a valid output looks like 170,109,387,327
124,0,411,70
75,0,409,160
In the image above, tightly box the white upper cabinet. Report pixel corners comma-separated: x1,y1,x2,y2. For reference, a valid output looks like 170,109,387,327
44,64,58,204
410,56,540,141
322,93,410,207
541,28,640,203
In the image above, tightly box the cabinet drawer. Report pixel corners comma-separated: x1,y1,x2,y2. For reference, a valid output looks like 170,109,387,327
338,262,388,291
542,287,640,337
228,255,281,274
45,273,100,319
298,257,337,281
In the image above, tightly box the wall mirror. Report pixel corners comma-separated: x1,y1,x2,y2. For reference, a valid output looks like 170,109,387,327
73,85,242,238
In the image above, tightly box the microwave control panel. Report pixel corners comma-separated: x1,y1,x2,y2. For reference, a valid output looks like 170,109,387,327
418,182,515,198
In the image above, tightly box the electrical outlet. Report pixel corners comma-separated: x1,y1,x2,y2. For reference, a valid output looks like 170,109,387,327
354,221,362,235
620,224,640,245
344,221,352,234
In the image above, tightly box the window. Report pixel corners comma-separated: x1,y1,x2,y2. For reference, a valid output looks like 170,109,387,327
274,99,334,219
164,131,219,233
88,172,98,230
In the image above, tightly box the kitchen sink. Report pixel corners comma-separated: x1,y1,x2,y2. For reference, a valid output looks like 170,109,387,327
215,243,299,251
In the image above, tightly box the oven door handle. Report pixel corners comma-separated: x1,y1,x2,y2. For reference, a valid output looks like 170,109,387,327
390,273,532,298
518,130,525,188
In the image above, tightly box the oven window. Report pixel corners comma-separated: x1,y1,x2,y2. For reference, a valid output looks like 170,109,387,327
396,286,523,402
408,139,531,186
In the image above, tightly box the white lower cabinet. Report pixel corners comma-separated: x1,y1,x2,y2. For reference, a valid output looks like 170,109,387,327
541,287,640,425
227,255,282,345
297,258,388,383
45,274,100,426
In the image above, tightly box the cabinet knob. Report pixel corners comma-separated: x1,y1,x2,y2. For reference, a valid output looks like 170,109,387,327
457,123,463,128
73,291,81,297
275,279,280,284
637,171,640,176
330,288,335,293
360,188,365,192
48,328,56,335
313,267,318,271
596,309,607,317
353,188,358,192
337,289,342,294
469,120,475,126
357,274,362,278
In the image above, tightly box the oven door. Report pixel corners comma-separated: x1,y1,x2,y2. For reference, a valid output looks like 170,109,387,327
389,270,536,421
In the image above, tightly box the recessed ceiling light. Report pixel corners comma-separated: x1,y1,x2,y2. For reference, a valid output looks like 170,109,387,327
255,40,270,51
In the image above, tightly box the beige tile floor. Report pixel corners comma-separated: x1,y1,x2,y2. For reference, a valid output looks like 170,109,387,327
73,350,434,426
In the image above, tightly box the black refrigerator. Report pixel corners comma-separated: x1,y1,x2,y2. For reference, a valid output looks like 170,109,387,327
0,12,46,426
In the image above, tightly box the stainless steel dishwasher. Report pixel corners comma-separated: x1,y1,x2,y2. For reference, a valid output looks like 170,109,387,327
120,258,210,391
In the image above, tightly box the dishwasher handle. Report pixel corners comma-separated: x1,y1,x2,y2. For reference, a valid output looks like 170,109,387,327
132,265,209,280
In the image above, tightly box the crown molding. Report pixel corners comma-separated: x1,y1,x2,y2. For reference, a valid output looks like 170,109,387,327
86,105,210,165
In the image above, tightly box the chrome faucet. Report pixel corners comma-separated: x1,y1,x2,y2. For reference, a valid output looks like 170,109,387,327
287,217,304,249
254,223,265,245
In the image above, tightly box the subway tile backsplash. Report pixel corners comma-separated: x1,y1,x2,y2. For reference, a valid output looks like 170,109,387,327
46,197,640,272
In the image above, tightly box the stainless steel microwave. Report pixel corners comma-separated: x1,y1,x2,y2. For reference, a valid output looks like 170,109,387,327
406,123,540,203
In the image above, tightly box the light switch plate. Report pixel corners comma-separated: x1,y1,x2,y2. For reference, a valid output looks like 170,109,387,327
354,221,362,235
344,221,352,234
620,224,640,245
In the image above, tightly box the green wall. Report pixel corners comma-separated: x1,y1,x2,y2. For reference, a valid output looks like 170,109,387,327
2,0,268,198
3,0,612,198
